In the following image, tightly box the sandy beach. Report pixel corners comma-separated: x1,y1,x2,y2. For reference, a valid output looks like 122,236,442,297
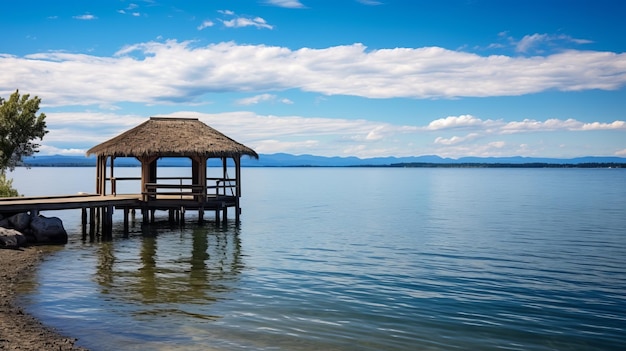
0,247,88,350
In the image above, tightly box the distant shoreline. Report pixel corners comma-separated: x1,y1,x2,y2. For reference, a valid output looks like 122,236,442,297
20,162,626,169
20,154,626,168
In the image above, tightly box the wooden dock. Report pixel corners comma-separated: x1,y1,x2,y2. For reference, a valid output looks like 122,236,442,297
0,192,239,240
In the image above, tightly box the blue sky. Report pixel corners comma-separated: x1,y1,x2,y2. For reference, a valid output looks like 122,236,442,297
1,0,625,159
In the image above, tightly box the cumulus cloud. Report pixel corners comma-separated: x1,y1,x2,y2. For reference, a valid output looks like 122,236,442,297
426,115,493,130
1,41,625,106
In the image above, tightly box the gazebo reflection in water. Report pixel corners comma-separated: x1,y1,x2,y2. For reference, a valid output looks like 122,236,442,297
94,222,243,311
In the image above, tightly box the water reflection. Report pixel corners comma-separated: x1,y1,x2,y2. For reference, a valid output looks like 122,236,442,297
93,222,244,319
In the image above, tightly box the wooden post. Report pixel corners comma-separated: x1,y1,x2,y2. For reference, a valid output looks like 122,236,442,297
235,157,241,197
81,208,87,239
235,157,241,224
110,156,116,196
222,157,228,196
123,207,130,236
107,205,114,238
89,207,96,241
235,197,240,224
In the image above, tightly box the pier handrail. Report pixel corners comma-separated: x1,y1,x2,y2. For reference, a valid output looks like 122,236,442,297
106,176,237,198
142,183,206,202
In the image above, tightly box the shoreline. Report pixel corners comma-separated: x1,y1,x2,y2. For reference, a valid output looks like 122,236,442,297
0,247,88,350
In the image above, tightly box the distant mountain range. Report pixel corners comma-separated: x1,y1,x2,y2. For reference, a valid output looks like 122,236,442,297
21,153,626,167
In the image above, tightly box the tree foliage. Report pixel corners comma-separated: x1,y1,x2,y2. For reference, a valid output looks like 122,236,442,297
0,90,48,171
0,172,19,197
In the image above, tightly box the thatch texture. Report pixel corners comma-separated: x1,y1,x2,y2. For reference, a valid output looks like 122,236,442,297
86,117,258,159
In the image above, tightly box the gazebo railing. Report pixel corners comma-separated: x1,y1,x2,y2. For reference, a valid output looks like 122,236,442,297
105,176,237,200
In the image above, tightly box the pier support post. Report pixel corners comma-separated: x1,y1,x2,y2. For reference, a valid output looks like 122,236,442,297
89,207,96,241
123,208,130,237
235,198,240,224
198,208,204,224
82,208,88,239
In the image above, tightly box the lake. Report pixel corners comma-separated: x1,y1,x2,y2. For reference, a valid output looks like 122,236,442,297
9,167,626,350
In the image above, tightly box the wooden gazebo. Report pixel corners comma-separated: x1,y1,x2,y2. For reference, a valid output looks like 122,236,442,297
86,117,258,224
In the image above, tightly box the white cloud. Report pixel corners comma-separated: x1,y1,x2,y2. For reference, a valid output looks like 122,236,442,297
357,0,383,5
502,118,626,133
426,115,492,130
38,110,625,159
197,20,214,30
516,33,549,53
2,41,624,107
516,33,593,53
235,94,293,105
434,133,480,145
73,14,97,20
265,0,306,8
222,17,273,29
581,120,626,130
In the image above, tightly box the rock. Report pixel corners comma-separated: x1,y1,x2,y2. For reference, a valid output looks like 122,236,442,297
0,227,27,249
8,212,32,232
29,215,68,244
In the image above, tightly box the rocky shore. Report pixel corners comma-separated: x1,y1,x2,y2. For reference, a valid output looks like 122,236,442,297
0,247,88,350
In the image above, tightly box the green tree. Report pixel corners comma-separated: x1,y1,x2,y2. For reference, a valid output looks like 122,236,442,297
0,172,19,197
0,90,48,171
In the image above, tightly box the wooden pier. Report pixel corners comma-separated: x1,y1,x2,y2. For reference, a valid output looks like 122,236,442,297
1,117,258,241
0,189,240,240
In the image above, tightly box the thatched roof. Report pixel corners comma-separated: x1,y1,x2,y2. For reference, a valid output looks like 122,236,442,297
87,117,258,159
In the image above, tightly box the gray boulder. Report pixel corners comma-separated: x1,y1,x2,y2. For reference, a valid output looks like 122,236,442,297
30,215,68,244
0,227,27,249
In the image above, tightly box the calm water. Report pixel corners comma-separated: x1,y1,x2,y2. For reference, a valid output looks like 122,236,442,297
9,167,626,350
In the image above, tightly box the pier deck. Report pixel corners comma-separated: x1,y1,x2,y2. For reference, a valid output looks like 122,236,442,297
0,193,239,240
0,194,140,214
